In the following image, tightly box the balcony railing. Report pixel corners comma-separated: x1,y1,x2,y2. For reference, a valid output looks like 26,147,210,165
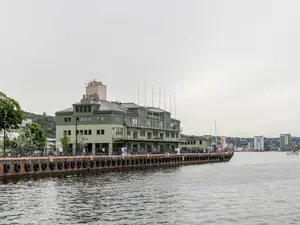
112,135,180,142
125,123,180,131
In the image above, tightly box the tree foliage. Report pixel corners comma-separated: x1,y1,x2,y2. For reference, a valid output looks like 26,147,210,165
60,134,70,150
23,111,55,138
25,122,46,148
78,135,87,150
0,92,23,129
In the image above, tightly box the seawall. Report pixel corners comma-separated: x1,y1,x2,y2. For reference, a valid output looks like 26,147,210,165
0,152,234,179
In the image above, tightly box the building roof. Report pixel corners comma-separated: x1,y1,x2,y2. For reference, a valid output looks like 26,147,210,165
121,103,140,108
180,133,212,140
56,99,177,118
147,107,167,113
59,107,73,113
56,99,131,114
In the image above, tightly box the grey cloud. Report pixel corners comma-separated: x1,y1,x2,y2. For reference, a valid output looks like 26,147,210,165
1,0,300,137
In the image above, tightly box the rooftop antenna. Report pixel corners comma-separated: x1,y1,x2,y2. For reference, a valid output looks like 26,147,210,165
138,81,140,105
215,121,218,150
164,89,166,110
159,88,161,109
152,85,154,107
151,85,154,127
169,90,172,114
174,92,176,119
145,84,147,108
144,84,147,117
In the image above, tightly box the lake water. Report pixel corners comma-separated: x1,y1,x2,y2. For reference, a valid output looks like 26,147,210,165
1,152,300,224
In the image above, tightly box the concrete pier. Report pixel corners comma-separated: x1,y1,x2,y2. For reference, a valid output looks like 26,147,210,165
0,152,234,179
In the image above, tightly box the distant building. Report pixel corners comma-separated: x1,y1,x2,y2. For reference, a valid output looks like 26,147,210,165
254,136,264,150
247,142,254,150
179,134,212,152
280,134,291,151
0,130,20,140
21,118,32,128
227,143,234,150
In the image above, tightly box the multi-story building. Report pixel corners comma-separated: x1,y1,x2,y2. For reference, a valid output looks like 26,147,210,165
55,80,181,155
254,135,264,150
280,133,291,151
179,134,212,152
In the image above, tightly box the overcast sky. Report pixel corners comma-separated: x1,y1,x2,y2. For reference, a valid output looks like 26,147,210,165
1,0,300,137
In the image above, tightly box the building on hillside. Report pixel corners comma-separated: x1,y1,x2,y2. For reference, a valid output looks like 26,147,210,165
247,142,254,150
21,119,32,128
179,134,212,152
0,130,20,140
55,80,181,155
254,135,264,150
280,133,291,151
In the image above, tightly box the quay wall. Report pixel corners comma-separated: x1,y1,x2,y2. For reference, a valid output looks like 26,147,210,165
0,152,234,179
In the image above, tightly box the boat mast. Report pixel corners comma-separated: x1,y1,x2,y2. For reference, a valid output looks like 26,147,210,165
214,121,218,151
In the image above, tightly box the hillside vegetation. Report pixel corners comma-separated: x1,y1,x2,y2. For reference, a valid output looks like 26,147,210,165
23,111,56,138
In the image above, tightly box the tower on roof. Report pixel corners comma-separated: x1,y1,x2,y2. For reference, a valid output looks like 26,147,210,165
86,79,107,100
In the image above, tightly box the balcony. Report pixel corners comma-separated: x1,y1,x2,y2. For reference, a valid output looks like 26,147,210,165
125,123,180,131
112,135,181,142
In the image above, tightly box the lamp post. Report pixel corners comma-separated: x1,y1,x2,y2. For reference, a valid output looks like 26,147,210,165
44,125,48,156
75,117,79,156
3,117,6,157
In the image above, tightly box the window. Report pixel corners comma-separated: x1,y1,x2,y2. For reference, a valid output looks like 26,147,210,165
75,106,79,112
63,130,67,135
96,129,105,135
76,130,79,135
84,106,87,112
87,105,91,112
68,130,71,135
116,127,123,135
84,130,87,135
132,118,138,126
80,130,83,135
97,116,104,122
64,117,71,122
88,130,92,135
140,130,145,136
80,106,83,112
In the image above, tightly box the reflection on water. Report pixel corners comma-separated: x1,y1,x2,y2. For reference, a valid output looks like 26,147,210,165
1,152,300,224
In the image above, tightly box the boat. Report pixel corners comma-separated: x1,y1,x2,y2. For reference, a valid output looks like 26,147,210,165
286,150,299,156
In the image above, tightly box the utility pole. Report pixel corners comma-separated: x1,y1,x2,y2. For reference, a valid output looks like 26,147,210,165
44,125,48,156
75,117,79,155
3,117,6,157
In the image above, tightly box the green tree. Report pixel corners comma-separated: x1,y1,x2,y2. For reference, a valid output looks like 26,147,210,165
9,138,18,148
25,122,46,148
78,135,87,150
60,134,70,150
0,92,23,129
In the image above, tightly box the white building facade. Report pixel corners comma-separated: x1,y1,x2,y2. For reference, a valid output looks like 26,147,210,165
254,136,264,150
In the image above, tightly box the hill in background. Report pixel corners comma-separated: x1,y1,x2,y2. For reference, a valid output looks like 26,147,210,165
23,111,56,138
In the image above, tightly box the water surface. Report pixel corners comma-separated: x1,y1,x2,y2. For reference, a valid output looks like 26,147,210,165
1,152,300,224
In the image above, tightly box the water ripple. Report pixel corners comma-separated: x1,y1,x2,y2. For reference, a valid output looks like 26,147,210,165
1,152,300,224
